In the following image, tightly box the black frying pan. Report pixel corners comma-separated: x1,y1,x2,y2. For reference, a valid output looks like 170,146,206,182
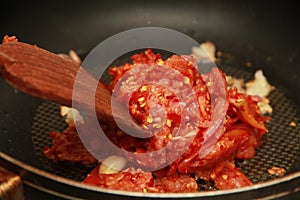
0,0,299,199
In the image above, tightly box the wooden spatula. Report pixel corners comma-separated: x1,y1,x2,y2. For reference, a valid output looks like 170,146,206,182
0,41,142,133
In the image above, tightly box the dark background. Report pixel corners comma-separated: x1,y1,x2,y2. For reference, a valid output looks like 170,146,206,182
1,0,299,100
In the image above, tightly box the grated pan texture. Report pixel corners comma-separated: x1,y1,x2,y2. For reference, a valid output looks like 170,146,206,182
31,64,300,189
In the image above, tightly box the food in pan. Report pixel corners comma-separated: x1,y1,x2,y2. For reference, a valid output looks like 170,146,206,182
226,70,274,115
0,36,275,193
44,49,273,192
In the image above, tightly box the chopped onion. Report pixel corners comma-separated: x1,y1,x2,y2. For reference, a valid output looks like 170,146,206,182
68,50,82,64
99,156,127,174
226,70,275,114
57,50,81,64
245,70,274,98
60,106,84,125
191,41,217,62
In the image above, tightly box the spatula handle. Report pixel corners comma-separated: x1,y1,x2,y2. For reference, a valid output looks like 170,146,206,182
0,42,111,121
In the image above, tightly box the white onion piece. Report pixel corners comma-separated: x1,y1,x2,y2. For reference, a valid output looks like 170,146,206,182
60,106,84,125
191,41,216,62
68,50,82,64
58,50,81,64
99,156,127,174
246,70,274,98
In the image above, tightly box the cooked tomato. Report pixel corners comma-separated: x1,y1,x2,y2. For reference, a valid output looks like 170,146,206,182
46,49,269,192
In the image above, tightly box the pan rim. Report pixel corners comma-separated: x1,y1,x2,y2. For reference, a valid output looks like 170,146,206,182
1,151,299,198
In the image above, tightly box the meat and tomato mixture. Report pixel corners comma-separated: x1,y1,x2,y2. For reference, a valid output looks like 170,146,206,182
44,49,271,193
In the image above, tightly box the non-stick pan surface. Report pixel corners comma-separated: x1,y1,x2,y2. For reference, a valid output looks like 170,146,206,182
0,0,299,199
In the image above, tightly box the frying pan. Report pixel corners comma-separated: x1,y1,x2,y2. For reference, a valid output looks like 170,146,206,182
0,0,299,199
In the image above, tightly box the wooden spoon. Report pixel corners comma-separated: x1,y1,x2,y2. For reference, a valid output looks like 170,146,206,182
0,41,141,133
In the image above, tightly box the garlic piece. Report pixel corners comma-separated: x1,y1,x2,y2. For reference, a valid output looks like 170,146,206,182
60,106,84,125
257,97,273,115
246,70,274,98
68,50,82,64
99,156,127,174
192,41,217,62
